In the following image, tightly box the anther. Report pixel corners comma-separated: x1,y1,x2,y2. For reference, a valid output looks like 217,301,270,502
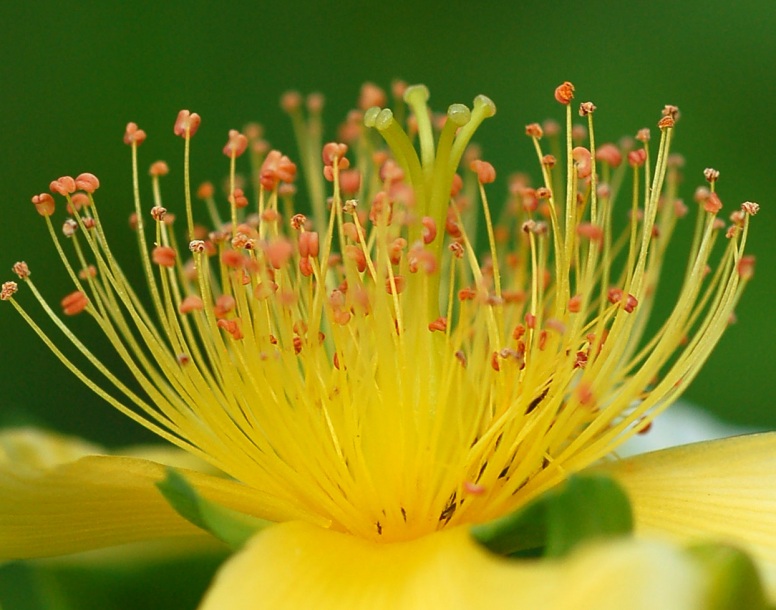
75,173,100,193
151,206,167,222
78,265,97,280
149,161,169,177
217,318,244,340
428,317,447,332
636,128,650,143
737,256,756,280
421,216,437,244
12,262,30,280
174,110,201,137
579,101,596,116
50,176,76,196
448,242,464,259
704,192,723,214
572,147,592,179
223,130,248,158
624,294,639,313
741,201,760,216
470,159,496,184
525,123,543,138
658,116,674,129
61,290,89,315
704,168,720,183
628,149,647,167
568,294,582,313
62,219,78,237
554,81,575,105
343,199,358,215
0,281,18,300
662,104,681,122
152,246,177,267
290,213,307,231
541,154,556,168
298,231,320,258
214,295,236,318
189,240,206,253
123,122,147,146
596,143,622,168
179,295,204,314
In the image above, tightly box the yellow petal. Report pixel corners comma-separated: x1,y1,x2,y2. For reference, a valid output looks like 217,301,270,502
201,521,708,610
600,432,776,598
0,428,325,559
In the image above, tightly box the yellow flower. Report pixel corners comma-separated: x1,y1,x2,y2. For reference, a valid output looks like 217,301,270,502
1,81,772,608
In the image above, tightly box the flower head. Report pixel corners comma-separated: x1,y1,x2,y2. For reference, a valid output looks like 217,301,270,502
1,82,763,605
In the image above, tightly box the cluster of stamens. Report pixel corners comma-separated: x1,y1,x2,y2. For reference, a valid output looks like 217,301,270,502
2,81,756,542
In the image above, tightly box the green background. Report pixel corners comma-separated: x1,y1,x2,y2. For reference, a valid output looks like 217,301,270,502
1,0,774,607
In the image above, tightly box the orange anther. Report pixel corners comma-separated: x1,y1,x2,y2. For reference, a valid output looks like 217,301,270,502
470,159,496,184
149,161,170,177
298,231,320,258
428,317,447,332
50,176,76,196
32,193,55,216
123,122,146,146
572,147,592,179
75,173,100,193
61,290,89,315
554,81,575,105
174,110,201,137
152,246,176,267
179,295,204,314
596,143,622,168
223,129,248,158
12,262,30,280
0,281,18,301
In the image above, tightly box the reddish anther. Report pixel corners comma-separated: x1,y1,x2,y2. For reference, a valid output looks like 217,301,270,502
152,246,177,267
385,275,406,295
231,188,249,209
579,101,596,116
607,287,623,304
50,176,76,196
568,294,582,313
61,290,89,315
624,294,639,313
150,161,170,177
298,231,320,258
737,255,756,280
280,91,302,113
322,142,349,167
221,249,245,269
12,262,30,280
32,193,55,216
541,154,556,169
704,192,723,214
576,222,603,243
340,169,361,194
358,82,387,110
197,182,214,199
223,129,248,158
179,295,204,314
150,206,167,222
658,116,674,129
450,173,463,197
525,123,544,138
470,159,496,184
217,318,244,340
79,265,97,280
299,257,314,277
428,317,447,332
571,147,592,179
75,173,100,193
174,110,201,137
265,238,294,269
636,128,650,143
628,149,647,167
596,143,622,168
554,81,575,105
213,294,236,318
741,201,760,216
421,216,437,245
124,122,147,146
1,281,18,300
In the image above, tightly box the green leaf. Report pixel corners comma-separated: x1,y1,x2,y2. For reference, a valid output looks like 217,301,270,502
470,473,633,558
688,543,769,610
156,468,269,549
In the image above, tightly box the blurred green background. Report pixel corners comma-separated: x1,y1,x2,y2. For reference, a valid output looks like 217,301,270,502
1,0,774,607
